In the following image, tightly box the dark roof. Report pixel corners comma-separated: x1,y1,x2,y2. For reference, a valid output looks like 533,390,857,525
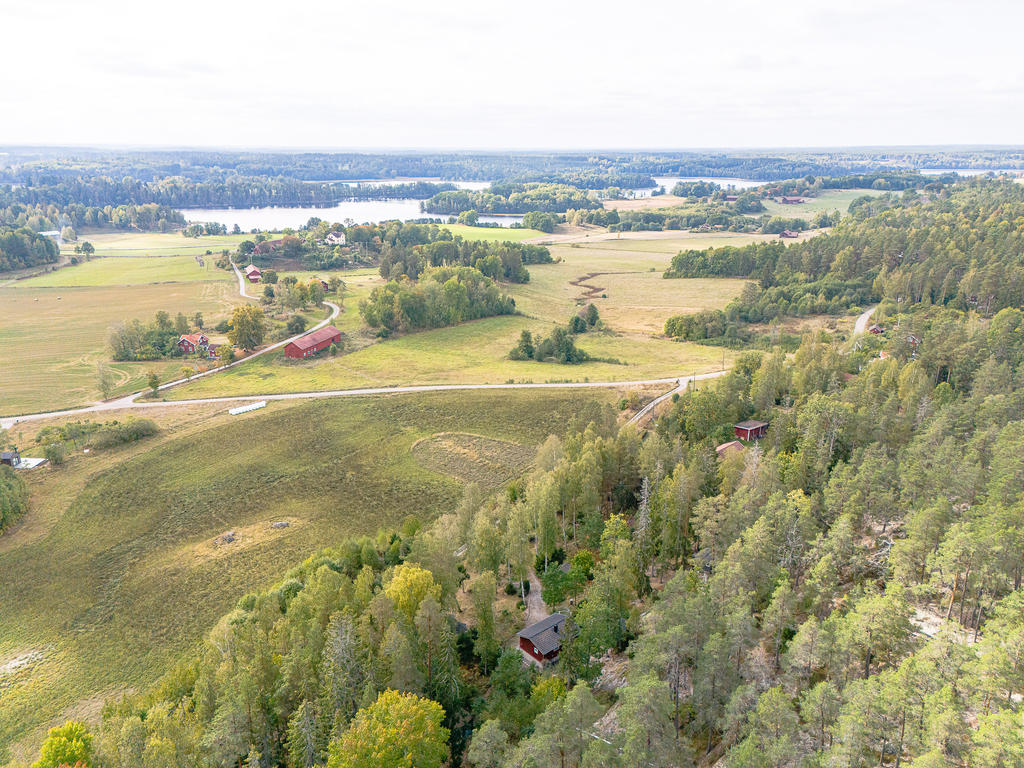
1,450,19,459
518,613,568,654
288,325,341,351
735,419,768,429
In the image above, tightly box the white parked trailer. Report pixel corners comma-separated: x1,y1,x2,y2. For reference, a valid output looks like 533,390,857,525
228,401,267,416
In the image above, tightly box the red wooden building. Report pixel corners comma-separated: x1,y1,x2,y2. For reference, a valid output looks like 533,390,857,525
178,333,209,354
283,325,342,359
518,613,569,665
244,264,262,283
734,419,769,441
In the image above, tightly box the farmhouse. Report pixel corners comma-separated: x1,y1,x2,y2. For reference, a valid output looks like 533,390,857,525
325,231,347,246
518,613,569,665
284,325,342,359
178,333,209,354
715,440,745,458
244,264,262,283
1,450,21,467
734,419,769,441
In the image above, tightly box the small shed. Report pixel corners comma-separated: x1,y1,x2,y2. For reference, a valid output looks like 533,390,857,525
779,229,799,238
715,440,745,458
1,450,21,467
244,264,262,282
779,196,804,204
734,419,769,441
284,325,342,359
518,613,569,665
724,194,739,202
868,324,885,334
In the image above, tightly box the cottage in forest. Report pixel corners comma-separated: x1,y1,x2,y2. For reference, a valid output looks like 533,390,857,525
734,419,769,441
518,613,569,665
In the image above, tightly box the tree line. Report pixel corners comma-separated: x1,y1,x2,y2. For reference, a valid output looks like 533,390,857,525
423,183,602,215
0,227,59,272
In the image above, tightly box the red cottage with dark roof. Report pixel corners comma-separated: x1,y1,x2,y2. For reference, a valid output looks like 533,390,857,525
734,419,769,441
518,613,569,665
283,325,342,359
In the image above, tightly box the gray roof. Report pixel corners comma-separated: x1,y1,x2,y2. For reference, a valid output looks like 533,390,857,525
518,613,568,655
735,419,768,429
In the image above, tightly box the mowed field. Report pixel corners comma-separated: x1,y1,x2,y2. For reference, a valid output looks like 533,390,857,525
164,232,764,401
759,188,882,218
0,389,614,762
440,223,547,242
63,231,251,259
0,282,241,416
17,255,230,288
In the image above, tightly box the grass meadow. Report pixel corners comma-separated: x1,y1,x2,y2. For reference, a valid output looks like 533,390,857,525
17,255,231,288
439,224,546,242
0,389,613,762
0,282,241,416
63,231,252,259
759,188,883,219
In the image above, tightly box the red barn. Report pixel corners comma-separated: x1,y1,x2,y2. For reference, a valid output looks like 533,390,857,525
244,264,262,283
283,325,341,359
734,419,769,441
518,613,568,665
178,333,209,354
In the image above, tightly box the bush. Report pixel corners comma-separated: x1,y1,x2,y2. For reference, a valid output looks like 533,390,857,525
286,315,308,335
44,442,66,466
87,418,159,449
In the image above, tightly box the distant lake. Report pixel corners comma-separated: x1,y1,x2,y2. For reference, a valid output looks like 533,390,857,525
919,168,1021,176
183,198,523,231
302,178,491,191
629,175,764,198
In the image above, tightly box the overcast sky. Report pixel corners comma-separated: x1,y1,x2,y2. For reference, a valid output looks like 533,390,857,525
1,0,1021,150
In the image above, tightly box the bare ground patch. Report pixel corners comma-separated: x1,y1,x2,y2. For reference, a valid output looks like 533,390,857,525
412,432,534,490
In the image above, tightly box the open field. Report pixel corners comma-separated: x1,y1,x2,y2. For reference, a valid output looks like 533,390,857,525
15,255,230,288
64,231,251,259
602,194,690,211
0,282,241,416
440,224,547,242
759,188,882,218
0,389,615,761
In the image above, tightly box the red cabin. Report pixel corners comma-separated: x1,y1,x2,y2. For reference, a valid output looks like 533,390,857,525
518,613,568,665
244,264,262,283
734,419,769,441
177,332,209,354
283,325,341,359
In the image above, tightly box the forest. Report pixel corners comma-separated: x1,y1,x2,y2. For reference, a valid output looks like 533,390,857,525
422,183,601,215
358,266,517,333
0,227,59,272
35,294,1024,767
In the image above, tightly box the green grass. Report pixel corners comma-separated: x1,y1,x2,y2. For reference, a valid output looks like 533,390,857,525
759,188,884,219
440,224,546,242
65,231,251,259
16,256,231,288
0,390,613,762
0,282,242,416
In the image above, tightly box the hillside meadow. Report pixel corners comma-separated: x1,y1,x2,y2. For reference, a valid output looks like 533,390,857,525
16,255,230,288
0,389,616,762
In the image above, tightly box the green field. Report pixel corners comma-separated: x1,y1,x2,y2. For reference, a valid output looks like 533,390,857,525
17,255,230,288
440,224,546,242
64,231,251,259
0,282,241,416
0,389,613,761
759,188,883,219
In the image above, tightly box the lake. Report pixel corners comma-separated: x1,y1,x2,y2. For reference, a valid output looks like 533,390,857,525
183,198,523,231
628,175,764,197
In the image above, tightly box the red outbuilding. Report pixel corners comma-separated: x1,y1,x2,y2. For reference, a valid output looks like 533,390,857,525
283,325,342,359
734,419,769,441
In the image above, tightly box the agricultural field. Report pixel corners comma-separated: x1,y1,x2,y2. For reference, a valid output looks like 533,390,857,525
163,232,763,401
16,255,230,288
439,223,546,242
759,187,883,218
0,281,241,416
62,231,251,259
0,389,614,762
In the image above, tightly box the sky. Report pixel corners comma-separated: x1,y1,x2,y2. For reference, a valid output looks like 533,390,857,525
1,0,1022,150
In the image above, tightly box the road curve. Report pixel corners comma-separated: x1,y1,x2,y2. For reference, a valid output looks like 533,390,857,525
1,371,728,430
853,305,878,336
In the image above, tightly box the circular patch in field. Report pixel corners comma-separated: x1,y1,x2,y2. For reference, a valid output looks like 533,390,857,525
412,432,534,490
